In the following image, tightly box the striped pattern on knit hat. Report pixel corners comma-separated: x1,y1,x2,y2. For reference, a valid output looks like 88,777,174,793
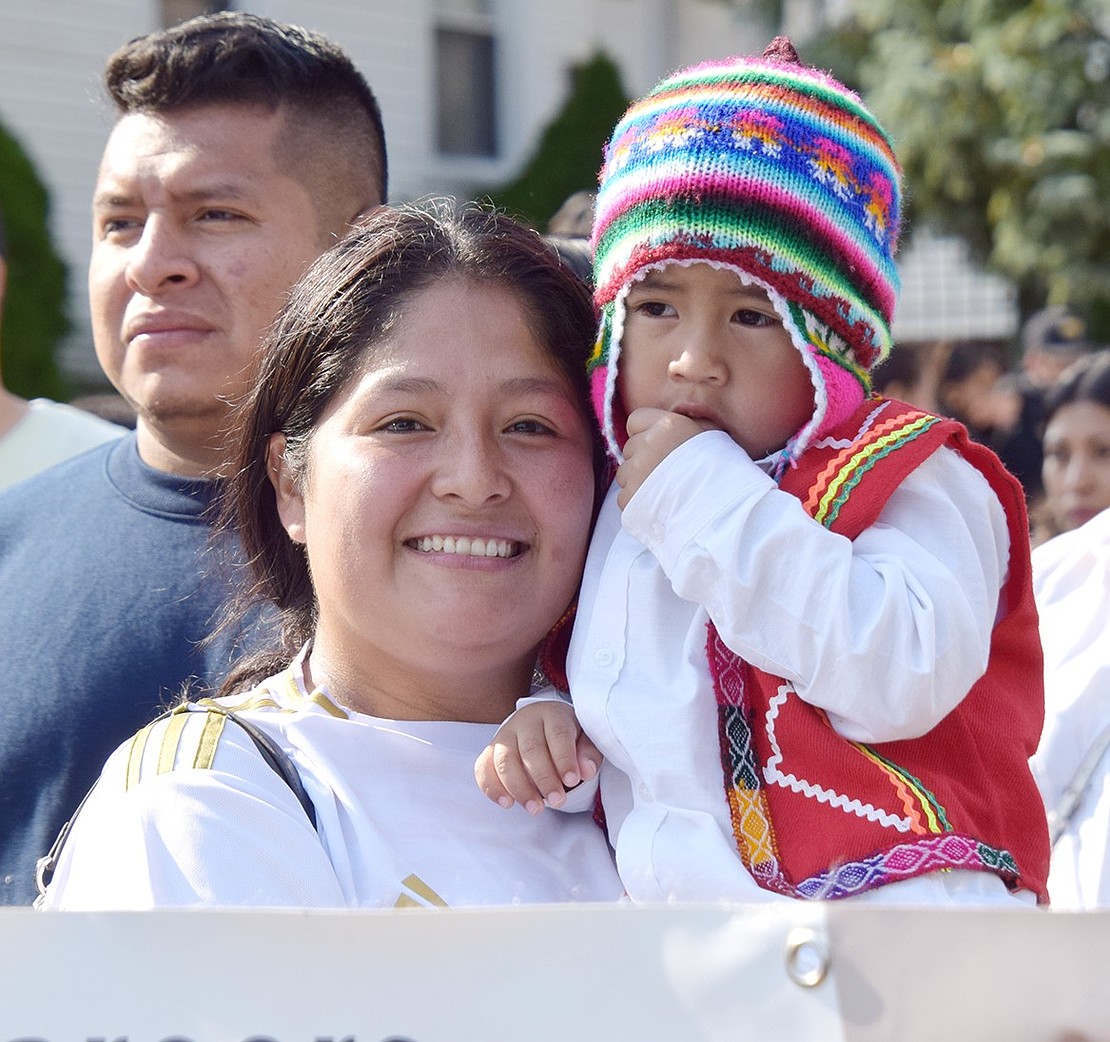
588,38,903,468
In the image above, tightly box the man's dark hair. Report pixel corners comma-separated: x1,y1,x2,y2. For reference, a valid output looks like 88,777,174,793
104,11,388,202
1021,305,1094,359
0,205,7,261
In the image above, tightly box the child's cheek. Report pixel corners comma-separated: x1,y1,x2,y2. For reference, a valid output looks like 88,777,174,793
616,345,660,414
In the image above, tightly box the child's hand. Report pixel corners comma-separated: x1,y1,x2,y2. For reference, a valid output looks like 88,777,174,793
617,407,713,508
475,701,600,815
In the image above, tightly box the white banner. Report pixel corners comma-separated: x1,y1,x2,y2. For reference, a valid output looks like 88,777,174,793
0,903,1106,1042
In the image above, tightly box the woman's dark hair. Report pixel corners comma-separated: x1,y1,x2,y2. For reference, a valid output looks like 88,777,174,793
1042,348,1110,428
217,200,604,691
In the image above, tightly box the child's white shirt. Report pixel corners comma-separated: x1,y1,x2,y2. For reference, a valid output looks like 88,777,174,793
567,429,1023,906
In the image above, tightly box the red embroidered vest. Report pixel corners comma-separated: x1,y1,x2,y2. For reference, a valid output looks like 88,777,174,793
709,397,1050,902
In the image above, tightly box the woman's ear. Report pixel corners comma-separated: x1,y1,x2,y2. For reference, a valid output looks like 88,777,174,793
267,433,306,544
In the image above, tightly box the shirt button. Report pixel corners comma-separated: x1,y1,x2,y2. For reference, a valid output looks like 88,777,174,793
593,646,614,668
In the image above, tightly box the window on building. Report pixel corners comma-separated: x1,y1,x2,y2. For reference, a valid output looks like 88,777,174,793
434,2,497,157
160,0,230,28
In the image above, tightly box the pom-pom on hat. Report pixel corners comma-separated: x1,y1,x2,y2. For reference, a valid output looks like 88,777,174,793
589,37,903,469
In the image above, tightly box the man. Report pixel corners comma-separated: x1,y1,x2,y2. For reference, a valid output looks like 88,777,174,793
0,206,125,490
0,12,387,904
1020,306,1097,392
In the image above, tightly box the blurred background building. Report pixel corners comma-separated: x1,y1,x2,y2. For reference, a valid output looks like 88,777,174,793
0,0,1054,394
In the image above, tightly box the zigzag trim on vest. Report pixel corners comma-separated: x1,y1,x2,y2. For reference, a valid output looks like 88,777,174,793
763,682,951,836
762,684,916,831
720,686,1021,900
804,408,939,525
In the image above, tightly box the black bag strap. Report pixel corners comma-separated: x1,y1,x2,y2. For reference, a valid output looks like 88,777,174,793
36,703,318,898
1048,719,1110,848
198,703,318,830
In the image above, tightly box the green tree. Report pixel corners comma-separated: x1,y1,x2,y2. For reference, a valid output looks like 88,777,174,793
481,51,629,230
0,118,70,399
814,0,1110,334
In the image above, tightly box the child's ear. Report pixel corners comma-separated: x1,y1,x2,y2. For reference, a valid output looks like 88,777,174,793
267,434,306,545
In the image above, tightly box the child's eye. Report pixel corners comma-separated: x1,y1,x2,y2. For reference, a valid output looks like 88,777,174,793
733,308,779,327
633,300,676,318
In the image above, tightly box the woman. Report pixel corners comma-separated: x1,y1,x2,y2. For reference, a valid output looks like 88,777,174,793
37,202,622,909
1030,349,1110,907
1035,349,1110,544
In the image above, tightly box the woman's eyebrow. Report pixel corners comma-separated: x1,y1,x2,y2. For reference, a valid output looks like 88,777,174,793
497,377,569,398
371,376,444,396
364,376,568,400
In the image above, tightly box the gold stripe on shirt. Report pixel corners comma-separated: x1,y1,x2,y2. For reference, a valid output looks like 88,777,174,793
398,873,448,907
157,710,190,775
193,710,227,770
125,723,152,791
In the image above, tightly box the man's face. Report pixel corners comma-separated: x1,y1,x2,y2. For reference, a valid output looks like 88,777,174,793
89,103,338,475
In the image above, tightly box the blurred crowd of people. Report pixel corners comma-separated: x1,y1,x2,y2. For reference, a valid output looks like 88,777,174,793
873,306,1110,548
871,310,1110,910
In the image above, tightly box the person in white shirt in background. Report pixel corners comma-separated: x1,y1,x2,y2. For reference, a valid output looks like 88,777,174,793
1030,354,1110,909
1031,504,1110,909
0,207,125,490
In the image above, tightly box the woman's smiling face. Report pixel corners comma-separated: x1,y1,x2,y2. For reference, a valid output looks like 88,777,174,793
269,276,598,720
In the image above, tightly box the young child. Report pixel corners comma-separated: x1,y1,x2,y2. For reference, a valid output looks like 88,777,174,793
477,38,1051,905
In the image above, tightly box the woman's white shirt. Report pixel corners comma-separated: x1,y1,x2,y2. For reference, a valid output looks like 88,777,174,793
39,656,623,910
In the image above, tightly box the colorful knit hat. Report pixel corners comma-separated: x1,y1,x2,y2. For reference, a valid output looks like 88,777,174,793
589,37,902,469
